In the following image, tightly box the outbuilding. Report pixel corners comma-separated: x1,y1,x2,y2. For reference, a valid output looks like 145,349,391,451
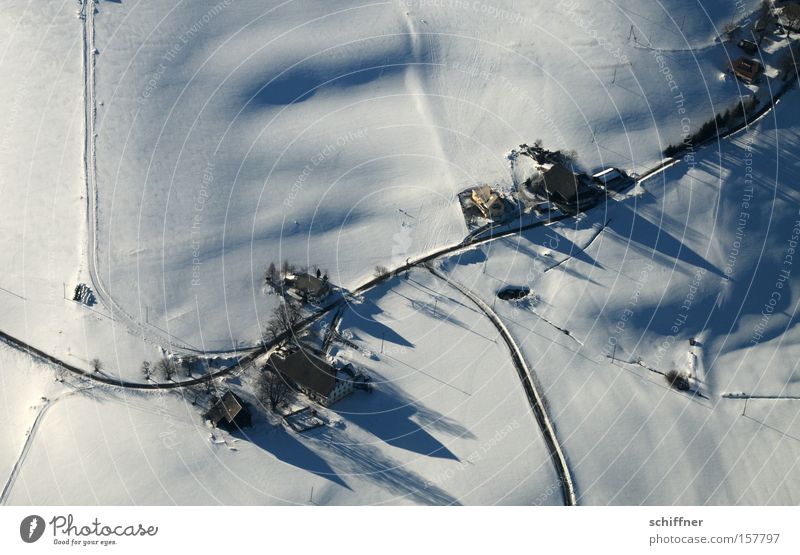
204,391,252,430
731,57,763,84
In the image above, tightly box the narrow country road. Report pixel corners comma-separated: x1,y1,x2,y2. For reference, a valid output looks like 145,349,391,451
0,390,87,504
425,265,578,506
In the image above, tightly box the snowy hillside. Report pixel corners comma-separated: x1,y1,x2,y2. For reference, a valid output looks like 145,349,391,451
2,0,800,507
92,0,761,350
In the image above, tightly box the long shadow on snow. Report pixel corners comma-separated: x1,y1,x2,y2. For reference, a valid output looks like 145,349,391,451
339,295,415,349
334,377,470,461
240,37,414,108
311,427,460,505
241,423,352,491
606,199,724,279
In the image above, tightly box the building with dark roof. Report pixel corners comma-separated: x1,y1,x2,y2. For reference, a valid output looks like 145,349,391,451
540,164,598,210
267,347,353,406
204,391,251,430
284,272,330,302
731,57,763,84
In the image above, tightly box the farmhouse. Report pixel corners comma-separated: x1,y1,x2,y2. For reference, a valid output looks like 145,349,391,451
267,347,353,406
204,391,252,430
731,57,763,84
470,185,507,220
284,272,330,302
540,164,598,210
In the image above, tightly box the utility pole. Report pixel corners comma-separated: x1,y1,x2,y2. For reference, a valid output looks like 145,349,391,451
742,397,749,417
611,343,616,364
380,332,385,354
612,65,617,85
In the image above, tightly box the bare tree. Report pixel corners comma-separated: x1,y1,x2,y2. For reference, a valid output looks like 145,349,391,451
722,21,739,42
261,299,303,344
180,356,196,378
257,369,292,411
156,357,176,381
666,369,691,391
90,358,103,374
374,265,390,278
275,298,302,333
141,361,153,381
264,262,278,287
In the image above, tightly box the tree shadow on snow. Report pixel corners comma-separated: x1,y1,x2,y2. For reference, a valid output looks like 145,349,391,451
340,296,415,349
313,427,460,505
245,425,352,490
334,378,472,461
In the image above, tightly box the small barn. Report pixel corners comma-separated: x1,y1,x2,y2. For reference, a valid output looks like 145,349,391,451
731,57,763,84
592,167,631,191
204,391,252,430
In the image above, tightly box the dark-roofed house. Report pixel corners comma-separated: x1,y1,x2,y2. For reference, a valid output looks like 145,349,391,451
541,164,598,211
204,391,251,430
284,272,330,302
267,348,353,406
731,57,763,84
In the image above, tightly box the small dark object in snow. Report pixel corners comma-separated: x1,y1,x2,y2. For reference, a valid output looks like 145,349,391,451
72,283,95,306
666,369,691,391
497,286,531,300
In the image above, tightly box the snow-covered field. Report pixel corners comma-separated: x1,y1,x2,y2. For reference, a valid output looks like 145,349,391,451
91,0,762,350
5,270,559,504
441,88,800,503
2,0,799,505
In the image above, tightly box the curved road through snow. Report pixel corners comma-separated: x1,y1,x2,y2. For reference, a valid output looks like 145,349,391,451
425,265,578,506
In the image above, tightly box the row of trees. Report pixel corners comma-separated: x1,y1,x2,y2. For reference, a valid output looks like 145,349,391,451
664,96,760,156
141,357,197,382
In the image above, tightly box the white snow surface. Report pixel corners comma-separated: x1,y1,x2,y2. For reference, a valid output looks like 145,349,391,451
3,0,800,506
92,0,760,349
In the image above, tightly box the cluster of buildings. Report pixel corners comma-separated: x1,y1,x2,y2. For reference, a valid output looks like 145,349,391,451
203,344,368,432
461,145,631,225
729,2,800,85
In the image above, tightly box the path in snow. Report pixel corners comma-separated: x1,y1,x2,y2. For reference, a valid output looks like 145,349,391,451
0,389,86,505
425,265,577,506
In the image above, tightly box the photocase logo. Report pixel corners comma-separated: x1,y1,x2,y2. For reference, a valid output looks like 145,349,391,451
20,515,45,543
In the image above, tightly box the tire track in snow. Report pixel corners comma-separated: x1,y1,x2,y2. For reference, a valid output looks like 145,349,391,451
79,2,234,355
0,390,86,505
425,265,577,506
